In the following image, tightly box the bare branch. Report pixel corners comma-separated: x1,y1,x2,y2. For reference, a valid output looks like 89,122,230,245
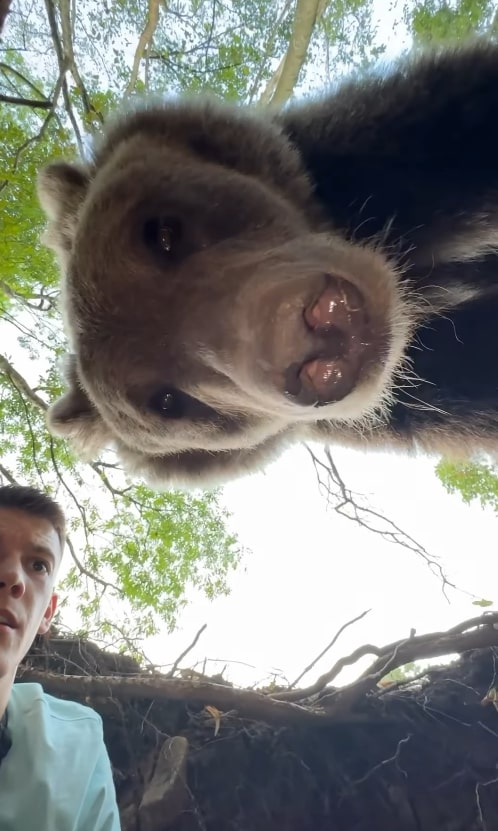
289,608,371,688
124,0,161,98
275,612,498,704
43,0,86,153
306,444,461,597
167,624,208,679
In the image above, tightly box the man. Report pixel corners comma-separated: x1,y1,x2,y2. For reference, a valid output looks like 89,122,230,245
0,483,121,830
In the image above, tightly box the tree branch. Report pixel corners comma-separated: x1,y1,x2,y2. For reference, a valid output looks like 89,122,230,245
59,0,100,121
275,612,498,706
43,0,86,154
167,624,208,679
259,0,328,107
16,668,337,725
0,463,17,484
0,93,52,109
0,353,48,411
247,0,294,104
0,63,50,100
124,0,161,98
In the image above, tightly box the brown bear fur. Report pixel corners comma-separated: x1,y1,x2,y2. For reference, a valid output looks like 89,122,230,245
38,41,498,487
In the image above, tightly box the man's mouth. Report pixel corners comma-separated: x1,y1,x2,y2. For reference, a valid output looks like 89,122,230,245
0,611,18,629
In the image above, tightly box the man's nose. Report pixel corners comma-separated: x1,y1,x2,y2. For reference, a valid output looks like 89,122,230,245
0,560,26,598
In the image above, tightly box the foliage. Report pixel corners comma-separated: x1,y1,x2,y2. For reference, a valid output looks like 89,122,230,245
437,459,498,512
407,0,498,44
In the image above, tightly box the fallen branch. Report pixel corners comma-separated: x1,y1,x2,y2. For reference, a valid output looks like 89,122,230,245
19,614,498,728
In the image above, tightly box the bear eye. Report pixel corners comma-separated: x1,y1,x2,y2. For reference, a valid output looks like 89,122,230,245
148,386,185,419
143,217,183,254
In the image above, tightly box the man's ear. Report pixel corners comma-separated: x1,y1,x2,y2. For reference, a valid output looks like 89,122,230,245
37,162,90,266
47,355,112,459
37,594,58,636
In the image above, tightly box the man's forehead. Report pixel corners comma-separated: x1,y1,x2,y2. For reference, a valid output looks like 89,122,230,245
0,507,63,563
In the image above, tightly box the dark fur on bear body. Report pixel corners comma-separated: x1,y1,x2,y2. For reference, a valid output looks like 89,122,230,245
38,41,498,487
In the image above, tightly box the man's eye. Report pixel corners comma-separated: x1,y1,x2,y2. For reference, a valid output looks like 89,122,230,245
33,560,50,574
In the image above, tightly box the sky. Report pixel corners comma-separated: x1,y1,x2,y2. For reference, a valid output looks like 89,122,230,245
143,443,498,688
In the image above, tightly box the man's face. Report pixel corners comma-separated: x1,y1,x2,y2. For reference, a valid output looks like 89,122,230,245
0,508,61,681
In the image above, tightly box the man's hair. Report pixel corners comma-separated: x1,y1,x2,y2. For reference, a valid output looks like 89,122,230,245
0,484,66,547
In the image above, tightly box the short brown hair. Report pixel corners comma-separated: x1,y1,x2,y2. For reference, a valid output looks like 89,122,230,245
0,484,66,548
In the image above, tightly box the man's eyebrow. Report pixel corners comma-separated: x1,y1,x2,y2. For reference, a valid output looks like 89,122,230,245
29,544,57,564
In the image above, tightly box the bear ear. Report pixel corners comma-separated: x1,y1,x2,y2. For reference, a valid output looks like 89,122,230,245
47,355,112,459
37,162,90,266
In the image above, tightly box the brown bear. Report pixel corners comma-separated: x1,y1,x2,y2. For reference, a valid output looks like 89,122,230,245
38,41,498,488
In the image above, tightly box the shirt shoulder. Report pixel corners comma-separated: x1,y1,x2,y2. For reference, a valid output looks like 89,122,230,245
11,682,102,726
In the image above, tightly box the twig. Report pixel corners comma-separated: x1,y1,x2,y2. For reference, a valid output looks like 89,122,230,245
306,444,458,596
167,624,208,679
289,609,371,688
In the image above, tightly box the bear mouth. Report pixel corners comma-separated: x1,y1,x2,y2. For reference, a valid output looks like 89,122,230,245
284,274,380,407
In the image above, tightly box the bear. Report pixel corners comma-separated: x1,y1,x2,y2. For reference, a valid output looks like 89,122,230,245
37,40,498,488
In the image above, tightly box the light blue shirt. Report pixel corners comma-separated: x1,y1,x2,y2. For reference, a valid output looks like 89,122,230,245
0,682,121,830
